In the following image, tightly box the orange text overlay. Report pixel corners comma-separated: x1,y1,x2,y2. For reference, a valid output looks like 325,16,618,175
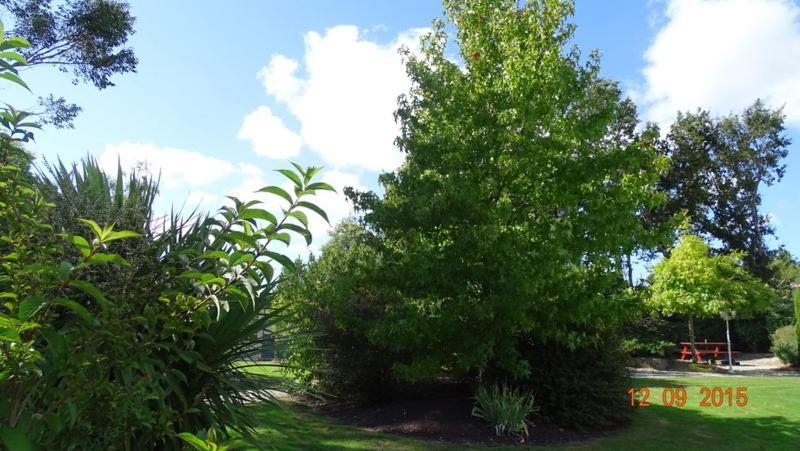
628,387,749,408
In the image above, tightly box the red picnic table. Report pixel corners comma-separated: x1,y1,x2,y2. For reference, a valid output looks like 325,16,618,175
678,341,741,364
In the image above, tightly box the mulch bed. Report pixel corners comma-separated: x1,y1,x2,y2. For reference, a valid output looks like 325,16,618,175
311,384,619,447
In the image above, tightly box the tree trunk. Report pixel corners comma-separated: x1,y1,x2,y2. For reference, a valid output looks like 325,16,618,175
626,253,634,286
688,316,698,363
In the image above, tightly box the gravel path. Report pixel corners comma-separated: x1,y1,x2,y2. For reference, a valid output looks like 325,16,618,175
631,353,800,377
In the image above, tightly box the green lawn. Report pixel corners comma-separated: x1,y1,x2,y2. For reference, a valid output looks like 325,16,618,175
237,361,292,379
238,375,800,450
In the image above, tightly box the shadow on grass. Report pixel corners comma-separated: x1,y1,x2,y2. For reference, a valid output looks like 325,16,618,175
577,406,800,451
579,377,800,450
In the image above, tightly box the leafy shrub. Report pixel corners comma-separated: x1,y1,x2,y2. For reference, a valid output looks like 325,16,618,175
770,325,799,366
2,159,333,449
472,385,539,438
620,338,675,358
275,222,398,402
795,291,800,345
515,335,632,430
619,306,684,358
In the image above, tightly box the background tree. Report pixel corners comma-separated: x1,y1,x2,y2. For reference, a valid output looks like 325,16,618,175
1,0,137,127
650,101,790,280
767,249,800,332
649,233,775,362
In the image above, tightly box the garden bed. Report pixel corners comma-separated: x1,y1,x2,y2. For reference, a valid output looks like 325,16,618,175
311,384,618,447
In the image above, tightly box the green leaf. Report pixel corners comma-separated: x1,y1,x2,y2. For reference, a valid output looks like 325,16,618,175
0,51,26,65
226,231,258,248
79,218,104,239
59,233,91,257
177,270,204,280
176,432,211,451
305,182,336,192
18,295,45,321
287,210,309,227
228,251,254,267
0,326,21,343
0,72,28,90
276,168,303,189
58,261,73,279
253,261,275,281
290,161,307,178
257,186,293,204
0,37,31,50
240,208,278,224
196,274,226,287
69,280,111,310
1,252,18,261
278,223,313,245
304,166,322,184
297,201,330,224
0,426,33,451
269,232,291,246
0,60,18,74
85,252,131,267
200,251,228,260
265,251,296,271
53,298,92,324
41,327,67,362
103,230,140,243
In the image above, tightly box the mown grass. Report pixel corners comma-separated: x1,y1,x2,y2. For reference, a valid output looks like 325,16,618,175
236,375,800,450
237,361,292,379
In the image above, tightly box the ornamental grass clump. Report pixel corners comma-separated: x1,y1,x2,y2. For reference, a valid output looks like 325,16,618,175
472,385,539,438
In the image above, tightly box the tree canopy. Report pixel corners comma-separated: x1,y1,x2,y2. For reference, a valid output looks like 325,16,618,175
1,0,137,127
649,233,774,319
1,0,137,88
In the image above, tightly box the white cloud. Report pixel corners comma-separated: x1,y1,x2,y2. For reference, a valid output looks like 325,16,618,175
257,55,303,103
186,190,219,206
237,106,303,159
256,25,428,171
98,142,235,190
237,162,264,177
637,0,800,128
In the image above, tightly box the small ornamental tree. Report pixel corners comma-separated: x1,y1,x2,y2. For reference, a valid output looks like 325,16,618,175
649,234,775,361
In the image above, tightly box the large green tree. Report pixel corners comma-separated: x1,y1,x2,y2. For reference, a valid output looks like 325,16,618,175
649,234,774,361
347,0,665,379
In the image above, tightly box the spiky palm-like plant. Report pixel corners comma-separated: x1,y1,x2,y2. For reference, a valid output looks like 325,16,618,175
38,156,159,237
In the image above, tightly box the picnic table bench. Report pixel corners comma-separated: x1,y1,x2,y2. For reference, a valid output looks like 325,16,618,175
678,341,741,364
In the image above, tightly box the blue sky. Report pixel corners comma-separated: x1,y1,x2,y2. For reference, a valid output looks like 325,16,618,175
5,0,800,259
